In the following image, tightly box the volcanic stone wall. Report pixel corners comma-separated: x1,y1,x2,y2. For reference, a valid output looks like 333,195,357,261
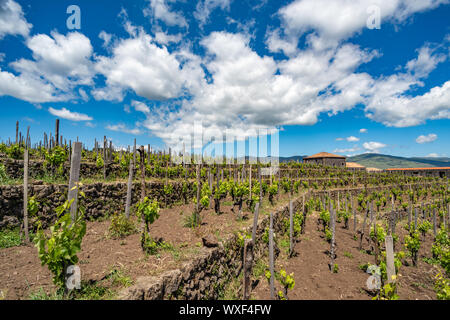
0,181,195,229
1,158,125,180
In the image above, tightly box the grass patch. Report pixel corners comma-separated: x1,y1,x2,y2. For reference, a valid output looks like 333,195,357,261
0,228,22,248
411,282,428,289
105,266,133,288
219,273,242,300
183,211,201,228
343,251,353,259
252,259,268,278
29,280,116,300
28,288,64,300
108,212,137,239
422,257,440,265
279,237,291,256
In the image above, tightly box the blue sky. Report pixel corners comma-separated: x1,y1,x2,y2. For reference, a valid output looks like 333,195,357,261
0,0,449,158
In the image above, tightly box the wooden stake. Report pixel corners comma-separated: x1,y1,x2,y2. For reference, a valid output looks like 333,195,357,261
133,138,136,170
68,142,82,222
269,212,275,300
23,148,29,242
251,202,259,251
55,119,59,146
433,207,437,236
196,164,200,214
330,204,336,270
103,136,107,180
139,146,146,201
125,160,133,219
385,235,395,283
15,121,19,144
243,239,254,300
414,207,418,230
289,200,294,257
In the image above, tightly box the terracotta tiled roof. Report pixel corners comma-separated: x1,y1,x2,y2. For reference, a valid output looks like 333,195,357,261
346,162,365,168
386,167,450,171
303,152,346,159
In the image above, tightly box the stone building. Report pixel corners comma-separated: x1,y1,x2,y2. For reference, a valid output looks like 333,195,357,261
346,162,365,171
385,167,450,178
303,152,346,167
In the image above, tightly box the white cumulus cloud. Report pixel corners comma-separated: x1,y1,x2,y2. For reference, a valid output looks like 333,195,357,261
346,136,360,142
416,133,437,143
0,0,32,39
106,124,142,135
363,141,386,153
48,107,93,121
144,0,187,27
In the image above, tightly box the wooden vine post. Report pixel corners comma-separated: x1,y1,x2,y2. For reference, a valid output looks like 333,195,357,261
258,165,262,206
23,147,29,242
55,119,59,147
269,212,275,300
249,164,252,202
139,146,146,201
352,195,357,233
289,200,294,257
15,120,19,144
301,193,307,234
125,159,133,219
68,142,82,222
251,202,259,252
243,239,254,300
408,205,412,226
385,235,396,284
208,168,212,209
446,203,449,230
103,136,107,180
196,164,200,224
433,207,437,236
133,138,136,170
414,207,418,230
330,203,336,271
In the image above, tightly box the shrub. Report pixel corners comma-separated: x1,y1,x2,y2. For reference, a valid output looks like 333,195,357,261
96,153,104,168
405,230,421,266
0,228,22,248
434,273,450,300
108,212,137,239
34,197,86,290
6,144,24,159
268,184,278,205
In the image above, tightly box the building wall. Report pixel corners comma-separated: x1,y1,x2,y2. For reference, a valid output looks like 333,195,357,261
324,158,346,167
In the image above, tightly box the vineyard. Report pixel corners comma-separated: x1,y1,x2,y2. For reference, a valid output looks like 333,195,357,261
0,122,449,300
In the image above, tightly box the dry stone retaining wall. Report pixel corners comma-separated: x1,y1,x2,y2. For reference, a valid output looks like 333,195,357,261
0,181,195,229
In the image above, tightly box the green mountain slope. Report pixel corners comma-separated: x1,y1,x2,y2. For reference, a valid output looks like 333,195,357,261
347,154,450,170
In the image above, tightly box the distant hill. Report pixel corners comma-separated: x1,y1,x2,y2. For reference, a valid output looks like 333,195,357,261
279,155,305,163
347,154,450,170
244,154,450,170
